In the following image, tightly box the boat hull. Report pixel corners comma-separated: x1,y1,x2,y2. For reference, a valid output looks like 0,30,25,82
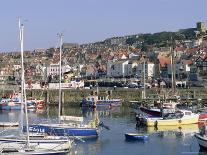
140,107,161,117
145,114,199,127
125,133,148,141
26,125,98,139
82,100,121,107
1,148,69,155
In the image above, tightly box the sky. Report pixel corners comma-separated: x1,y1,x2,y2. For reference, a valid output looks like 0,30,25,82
0,0,207,52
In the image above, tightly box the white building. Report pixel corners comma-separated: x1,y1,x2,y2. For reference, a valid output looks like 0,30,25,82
107,60,129,77
107,60,155,79
46,64,71,77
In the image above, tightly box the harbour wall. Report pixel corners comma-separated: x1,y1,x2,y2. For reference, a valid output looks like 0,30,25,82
1,85,207,106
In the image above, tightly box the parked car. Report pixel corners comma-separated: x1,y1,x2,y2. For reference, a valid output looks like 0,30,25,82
128,82,138,88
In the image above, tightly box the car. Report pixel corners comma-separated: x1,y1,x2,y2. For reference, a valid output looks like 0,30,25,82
128,82,138,88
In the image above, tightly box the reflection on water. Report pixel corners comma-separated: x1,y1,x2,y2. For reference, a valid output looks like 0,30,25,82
0,106,203,155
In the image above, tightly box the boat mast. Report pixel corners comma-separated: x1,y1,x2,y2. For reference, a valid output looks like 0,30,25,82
58,33,63,123
143,56,146,99
18,17,24,134
170,37,175,94
20,23,30,147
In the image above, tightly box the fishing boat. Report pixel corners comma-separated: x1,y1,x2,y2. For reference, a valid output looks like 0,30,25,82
81,95,122,108
139,107,161,117
139,101,177,117
125,133,149,141
143,110,199,127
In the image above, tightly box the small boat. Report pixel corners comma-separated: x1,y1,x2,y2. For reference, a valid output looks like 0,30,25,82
0,122,19,127
194,133,207,150
81,95,121,108
0,147,69,154
125,133,149,141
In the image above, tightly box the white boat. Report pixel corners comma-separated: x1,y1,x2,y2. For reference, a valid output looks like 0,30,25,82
81,95,122,108
0,122,19,127
0,147,69,154
0,134,72,151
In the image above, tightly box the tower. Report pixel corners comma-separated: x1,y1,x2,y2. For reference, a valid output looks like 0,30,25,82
197,22,206,34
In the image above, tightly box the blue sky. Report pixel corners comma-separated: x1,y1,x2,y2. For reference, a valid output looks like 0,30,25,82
0,0,206,51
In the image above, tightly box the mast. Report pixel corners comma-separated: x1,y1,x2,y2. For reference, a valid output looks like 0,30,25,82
142,55,146,100
143,58,146,99
58,33,63,123
20,23,30,147
19,18,24,134
170,38,176,94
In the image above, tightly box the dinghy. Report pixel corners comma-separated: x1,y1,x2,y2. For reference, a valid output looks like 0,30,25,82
125,133,149,141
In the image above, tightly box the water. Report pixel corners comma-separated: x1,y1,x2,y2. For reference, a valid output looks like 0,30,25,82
0,106,205,155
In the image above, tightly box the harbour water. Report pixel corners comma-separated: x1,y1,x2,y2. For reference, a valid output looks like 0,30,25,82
0,105,205,155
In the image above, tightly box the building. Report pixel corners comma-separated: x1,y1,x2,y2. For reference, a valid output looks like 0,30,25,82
107,60,129,77
107,59,155,79
197,22,206,34
46,64,71,77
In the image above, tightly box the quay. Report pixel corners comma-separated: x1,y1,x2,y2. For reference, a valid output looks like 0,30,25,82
0,84,207,107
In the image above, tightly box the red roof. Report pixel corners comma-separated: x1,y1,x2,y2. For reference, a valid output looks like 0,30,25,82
159,56,171,67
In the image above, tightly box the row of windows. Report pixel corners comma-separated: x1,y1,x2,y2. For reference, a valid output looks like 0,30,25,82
49,69,63,71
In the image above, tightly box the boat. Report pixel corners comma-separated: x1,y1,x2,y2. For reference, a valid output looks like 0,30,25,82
139,107,161,117
0,134,72,151
0,92,44,111
147,123,199,134
25,34,99,139
0,122,19,127
0,147,69,154
81,95,122,108
26,115,99,138
143,110,199,127
125,133,149,141
139,101,177,117
194,133,207,150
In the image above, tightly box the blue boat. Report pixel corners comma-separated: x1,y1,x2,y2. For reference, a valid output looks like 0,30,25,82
25,124,98,139
125,133,149,141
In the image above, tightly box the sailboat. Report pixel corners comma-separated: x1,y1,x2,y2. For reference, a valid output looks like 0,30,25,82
0,19,72,154
27,33,99,139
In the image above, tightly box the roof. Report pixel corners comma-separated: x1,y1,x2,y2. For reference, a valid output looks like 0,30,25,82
158,56,171,67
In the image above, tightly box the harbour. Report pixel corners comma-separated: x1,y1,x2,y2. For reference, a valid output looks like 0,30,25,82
0,105,203,155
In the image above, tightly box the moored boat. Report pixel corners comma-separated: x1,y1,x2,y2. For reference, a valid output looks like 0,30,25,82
139,101,177,117
26,115,99,139
0,122,19,127
81,95,121,108
125,133,149,141
143,110,199,127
